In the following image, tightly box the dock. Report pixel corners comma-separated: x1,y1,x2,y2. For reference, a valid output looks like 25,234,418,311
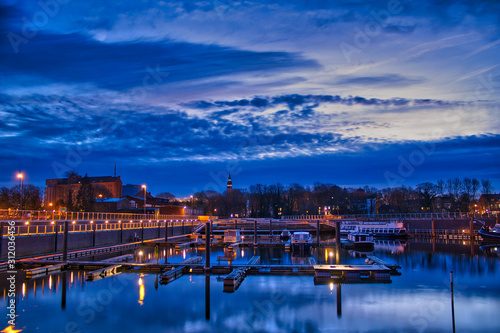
313,264,393,284
223,256,261,292
366,255,401,273
160,256,203,285
175,240,199,251
86,264,122,281
25,263,67,279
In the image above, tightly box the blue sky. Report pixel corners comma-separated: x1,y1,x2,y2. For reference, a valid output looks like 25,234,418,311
1,0,499,196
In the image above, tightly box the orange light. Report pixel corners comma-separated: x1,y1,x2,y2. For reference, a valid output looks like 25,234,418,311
17,173,23,179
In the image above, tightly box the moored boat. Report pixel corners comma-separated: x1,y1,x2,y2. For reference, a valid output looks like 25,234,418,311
291,231,312,251
478,224,500,241
280,229,292,241
347,232,374,251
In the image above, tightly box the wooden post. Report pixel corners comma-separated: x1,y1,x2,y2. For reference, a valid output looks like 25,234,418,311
469,217,474,241
336,283,342,317
431,218,435,238
316,220,320,245
254,220,257,245
92,222,96,248
54,221,59,252
235,219,237,230
63,221,69,261
269,219,272,241
120,222,123,243
141,222,144,243
205,222,211,270
165,221,168,242
335,221,341,265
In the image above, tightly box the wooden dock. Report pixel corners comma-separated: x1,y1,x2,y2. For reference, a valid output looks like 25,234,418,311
175,241,199,251
223,256,260,292
313,264,393,284
160,256,203,285
25,263,67,279
86,264,122,281
366,255,401,273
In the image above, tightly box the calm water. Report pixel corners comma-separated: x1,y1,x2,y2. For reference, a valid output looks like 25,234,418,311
2,239,500,333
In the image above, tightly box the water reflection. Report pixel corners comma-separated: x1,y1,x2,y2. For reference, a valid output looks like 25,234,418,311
0,239,499,332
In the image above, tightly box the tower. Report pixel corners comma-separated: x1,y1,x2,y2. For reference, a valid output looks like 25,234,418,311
227,173,233,191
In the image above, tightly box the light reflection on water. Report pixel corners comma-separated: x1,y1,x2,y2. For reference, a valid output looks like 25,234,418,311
1,239,500,333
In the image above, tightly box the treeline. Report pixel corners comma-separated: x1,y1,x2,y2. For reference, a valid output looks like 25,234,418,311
0,184,44,210
192,178,495,218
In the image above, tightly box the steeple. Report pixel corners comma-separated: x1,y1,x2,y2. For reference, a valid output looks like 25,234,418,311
227,173,233,190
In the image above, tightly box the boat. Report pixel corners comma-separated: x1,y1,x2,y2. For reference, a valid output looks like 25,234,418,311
478,224,500,241
280,229,292,241
290,231,313,251
342,221,408,238
347,232,374,251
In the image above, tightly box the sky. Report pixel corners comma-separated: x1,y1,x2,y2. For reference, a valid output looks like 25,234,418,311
1,0,499,197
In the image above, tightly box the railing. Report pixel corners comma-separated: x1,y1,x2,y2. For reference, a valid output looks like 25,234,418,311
281,212,483,220
2,219,199,237
0,209,201,222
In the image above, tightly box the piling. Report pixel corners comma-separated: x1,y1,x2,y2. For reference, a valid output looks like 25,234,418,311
54,221,59,252
120,222,123,243
469,217,474,241
205,274,211,321
205,222,211,270
92,222,96,247
165,221,168,242
431,218,435,238
61,271,67,310
335,221,340,245
63,221,68,262
316,220,320,245
141,222,144,243
254,220,257,245
270,219,273,241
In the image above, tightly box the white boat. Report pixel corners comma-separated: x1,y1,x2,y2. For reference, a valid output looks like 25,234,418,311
347,232,374,251
291,232,313,251
342,221,408,238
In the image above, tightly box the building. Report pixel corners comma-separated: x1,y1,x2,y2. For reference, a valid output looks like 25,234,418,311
45,175,122,206
348,189,376,215
227,174,233,191
478,194,500,215
122,184,144,197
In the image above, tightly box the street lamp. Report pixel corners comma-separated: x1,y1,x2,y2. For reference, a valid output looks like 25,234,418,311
190,195,193,208
141,185,147,215
17,173,24,210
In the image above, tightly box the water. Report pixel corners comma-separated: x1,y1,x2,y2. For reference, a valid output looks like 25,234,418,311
2,239,500,333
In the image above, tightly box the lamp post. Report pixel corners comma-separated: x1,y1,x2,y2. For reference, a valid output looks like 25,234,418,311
190,195,193,208
141,185,147,215
17,173,24,210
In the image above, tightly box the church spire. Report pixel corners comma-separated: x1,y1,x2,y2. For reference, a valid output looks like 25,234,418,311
227,173,233,190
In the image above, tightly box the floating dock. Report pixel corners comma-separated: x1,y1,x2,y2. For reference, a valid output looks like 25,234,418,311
160,256,203,285
25,263,67,279
313,264,392,284
86,264,122,281
223,256,261,292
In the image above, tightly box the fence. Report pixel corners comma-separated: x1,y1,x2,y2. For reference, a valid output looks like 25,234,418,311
281,212,486,220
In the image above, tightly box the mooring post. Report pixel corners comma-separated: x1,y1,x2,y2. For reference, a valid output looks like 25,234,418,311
120,222,123,243
254,220,257,245
61,271,67,310
92,222,96,248
336,283,342,317
141,221,144,243
469,217,474,241
54,221,59,252
165,221,168,242
205,221,211,270
270,219,273,241
431,218,436,238
451,271,456,333
235,219,237,230
335,221,340,246
316,220,320,245
63,221,69,261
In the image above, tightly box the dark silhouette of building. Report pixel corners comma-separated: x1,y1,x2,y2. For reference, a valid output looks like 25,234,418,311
227,174,233,191
45,175,122,206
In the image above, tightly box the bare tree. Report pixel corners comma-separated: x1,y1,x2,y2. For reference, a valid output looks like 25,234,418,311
481,179,493,195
